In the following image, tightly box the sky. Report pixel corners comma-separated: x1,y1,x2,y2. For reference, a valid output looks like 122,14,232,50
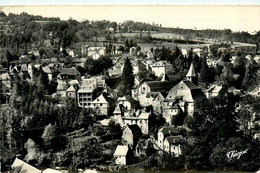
1,1,260,33
1,0,260,5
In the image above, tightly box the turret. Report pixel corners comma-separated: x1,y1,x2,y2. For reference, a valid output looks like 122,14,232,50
186,63,198,85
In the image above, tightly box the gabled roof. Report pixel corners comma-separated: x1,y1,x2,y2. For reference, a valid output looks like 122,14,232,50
113,145,129,156
165,135,183,144
145,92,158,98
43,168,62,173
68,79,79,86
118,95,139,109
0,73,11,80
138,112,150,119
66,85,76,92
207,85,222,93
92,94,108,104
143,81,174,92
60,68,80,76
113,104,122,114
77,88,94,93
159,126,180,136
153,92,165,101
11,158,42,173
166,80,205,102
42,66,53,74
186,63,197,77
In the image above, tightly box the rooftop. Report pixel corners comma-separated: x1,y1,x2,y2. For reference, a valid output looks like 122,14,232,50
113,145,128,156
186,63,197,77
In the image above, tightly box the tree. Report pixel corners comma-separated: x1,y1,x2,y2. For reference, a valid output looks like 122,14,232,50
200,56,214,86
122,57,134,93
171,108,186,126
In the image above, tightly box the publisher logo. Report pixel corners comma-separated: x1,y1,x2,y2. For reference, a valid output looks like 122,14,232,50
226,149,248,159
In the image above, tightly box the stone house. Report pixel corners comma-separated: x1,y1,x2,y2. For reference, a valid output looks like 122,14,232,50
163,135,183,157
91,94,109,115
122,124,142,149
157,126,180,149
121,111,150,134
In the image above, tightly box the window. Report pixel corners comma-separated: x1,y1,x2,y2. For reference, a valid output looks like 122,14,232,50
94,104,96,106
100,104,103,106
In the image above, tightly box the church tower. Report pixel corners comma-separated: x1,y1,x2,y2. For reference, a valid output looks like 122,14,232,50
186,63,198,85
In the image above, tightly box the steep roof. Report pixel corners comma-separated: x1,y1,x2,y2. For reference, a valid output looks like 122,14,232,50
92,94,108,104
144,81,174,92
159,126,180,136
118,95,139,109
207,85,222,93
66,85,76,92
11,158,42,173
138,112,150,119
186,63,197,77
166,80,205,102
42,66,53,74
153,92,165,101
182,80,199,90
113,145,129,156
165,135,183,144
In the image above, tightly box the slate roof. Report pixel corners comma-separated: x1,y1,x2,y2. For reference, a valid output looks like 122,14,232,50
166,80,205,102
60,68,80,76
92,94,108,104
165,135,183,144
114,145,129,156
77,88,94,93
138,112,150,119
186,63,197,77
42,66,53,74
159,126,180,136
118,95,139,109
207,85,222,93
11,158,42,173
144,81,174,92
43,168,62,173
66,85,76,92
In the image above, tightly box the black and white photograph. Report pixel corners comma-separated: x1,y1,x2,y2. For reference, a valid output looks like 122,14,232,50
0,0,260,172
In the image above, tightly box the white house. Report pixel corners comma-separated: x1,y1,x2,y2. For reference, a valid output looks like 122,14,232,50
163,135,183,157
157,126,180,149
150,61,166,77
88,47,106,60
91,94,109,115
206,85,222,98
113,145,130,165
121,111,150,134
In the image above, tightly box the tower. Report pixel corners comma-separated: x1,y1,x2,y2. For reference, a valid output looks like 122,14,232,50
186,63,198,85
